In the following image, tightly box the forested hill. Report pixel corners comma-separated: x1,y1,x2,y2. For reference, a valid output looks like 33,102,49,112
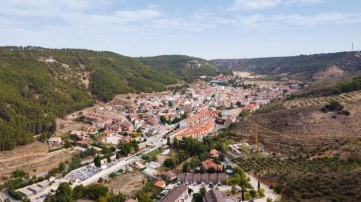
212,51,361,80
138,55,230,82
0,46,177,150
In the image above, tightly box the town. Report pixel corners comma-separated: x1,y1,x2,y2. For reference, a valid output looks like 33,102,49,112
2,74,298,202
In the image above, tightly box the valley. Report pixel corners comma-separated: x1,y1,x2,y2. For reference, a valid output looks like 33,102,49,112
2,1,361,202
0,47,360,202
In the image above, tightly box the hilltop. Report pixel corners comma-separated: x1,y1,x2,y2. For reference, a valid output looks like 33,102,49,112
139,55,230,81
212,51,361,80
233,75,361,155
229,76,361,201
0,46,177,150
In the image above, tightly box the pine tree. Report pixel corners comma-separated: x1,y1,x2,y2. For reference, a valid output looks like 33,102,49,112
94,155,101,167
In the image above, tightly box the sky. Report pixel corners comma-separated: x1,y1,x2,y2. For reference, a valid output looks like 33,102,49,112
0,0,361,59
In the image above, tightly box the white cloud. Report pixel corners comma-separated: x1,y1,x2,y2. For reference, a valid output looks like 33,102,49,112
287,0,324,4
229,0,323,11
230,0,282,11
232,12,361,29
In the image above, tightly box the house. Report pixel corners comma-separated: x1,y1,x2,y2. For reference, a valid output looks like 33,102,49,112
174,120,215,139
201,159,223,172
157,171,177,181
103,130,113,137
17,187,34,198
177,173,228,186
179,108,214,128
209,149,219,158
120,136,132,143
76,140,90,148
154,180,166,188
119,122,134,134
158,185,189,202
48,137,62,145
205,189,226,202
147,161,162,169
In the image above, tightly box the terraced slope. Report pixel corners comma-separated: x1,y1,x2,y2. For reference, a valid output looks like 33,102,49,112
282,91,361,108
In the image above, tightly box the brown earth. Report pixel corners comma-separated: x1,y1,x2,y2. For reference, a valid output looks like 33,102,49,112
0,141,75,178
104,172,147,198
313,65,344,81
232,100,361,157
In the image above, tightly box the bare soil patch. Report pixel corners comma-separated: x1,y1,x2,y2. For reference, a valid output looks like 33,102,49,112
0,141,75,178
233,101,361,155
104,172,147,198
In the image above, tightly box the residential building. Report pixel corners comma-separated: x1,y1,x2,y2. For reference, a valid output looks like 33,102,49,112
179,108,215,128
205,189,226,202
202,159,223,172
154,180,166,188
177,173,228,186
48,137,62,145
158,185,189,202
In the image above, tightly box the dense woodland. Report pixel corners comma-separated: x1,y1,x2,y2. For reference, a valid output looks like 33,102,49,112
139,55,230,82
212,51,361,79
0,46,177,150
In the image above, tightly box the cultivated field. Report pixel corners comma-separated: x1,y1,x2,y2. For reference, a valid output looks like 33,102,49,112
0,141,75,178
243,80,278,88
233,71,263,78
282,90,361,109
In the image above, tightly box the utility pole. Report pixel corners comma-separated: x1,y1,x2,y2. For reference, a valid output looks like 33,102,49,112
255,126,259,152
352,42,354,51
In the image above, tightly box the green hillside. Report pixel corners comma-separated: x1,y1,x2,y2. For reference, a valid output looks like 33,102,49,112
0,46,177,150
139,55,230,81
212,51,361,80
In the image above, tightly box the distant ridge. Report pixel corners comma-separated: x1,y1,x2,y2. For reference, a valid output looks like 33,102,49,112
212,51,361,80
139,55,231,82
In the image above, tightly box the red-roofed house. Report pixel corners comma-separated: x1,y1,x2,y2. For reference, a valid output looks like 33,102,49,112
103,130,113,137
154,180,166,188
201,159,223,172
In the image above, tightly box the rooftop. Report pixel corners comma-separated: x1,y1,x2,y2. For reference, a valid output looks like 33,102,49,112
158,185,188,202
205,189,226,202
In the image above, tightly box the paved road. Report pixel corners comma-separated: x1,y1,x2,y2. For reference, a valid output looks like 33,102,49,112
28,132,168,201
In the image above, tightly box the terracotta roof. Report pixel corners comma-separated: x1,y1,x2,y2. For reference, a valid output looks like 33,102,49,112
201,159,223,171
175,121,215,138
104,130,113,136
154,180,166,188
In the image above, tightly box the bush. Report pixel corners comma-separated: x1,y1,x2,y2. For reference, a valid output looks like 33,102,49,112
258,188,265,197
274,184,282,194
